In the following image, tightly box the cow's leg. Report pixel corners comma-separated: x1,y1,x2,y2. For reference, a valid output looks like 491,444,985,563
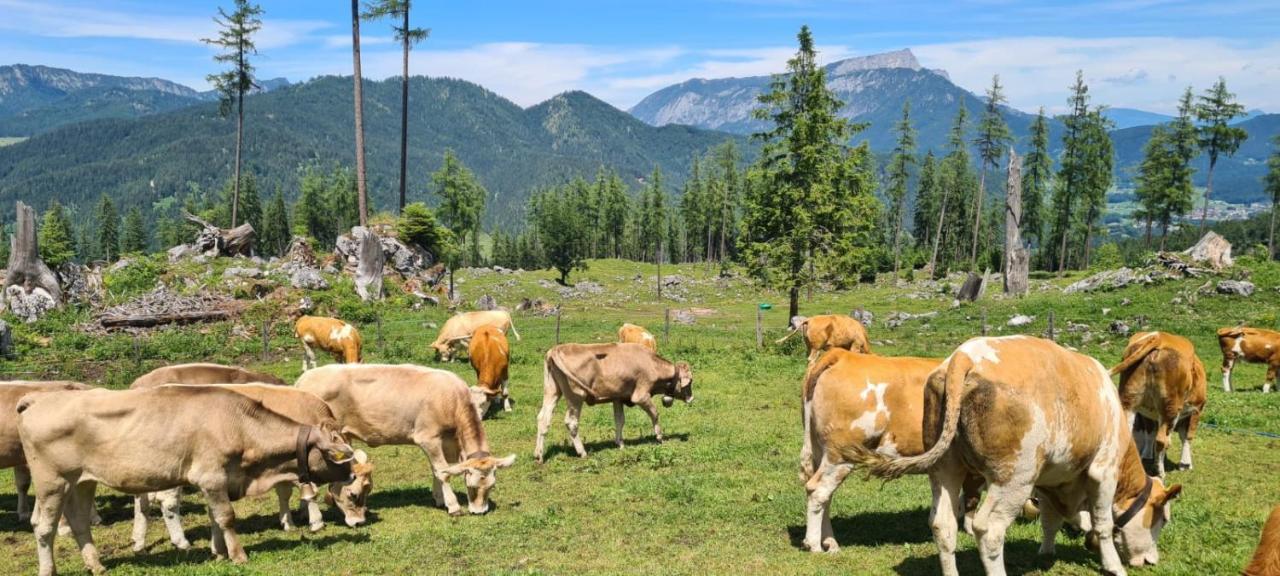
302,340,317,371
66,482,105,575
564,396,588,458
961,473,986,535
1177,413,1197,470
417,435,465,516
1038,496,1064,557
275,484,295,531
972,479,1033,576
306,496,324,532
131,493,150,552
803,455,851,553
613,401,626,449
1266,362,1278,394
32,476,69,576
1221,351,1235,392
534,379,561,464
155,487,189,550
636,398,662,443
1086,474,1127,576
203,489,246,564
15,464,32,523
928,459,966,576
501,380,512,412
1154,418,1171,478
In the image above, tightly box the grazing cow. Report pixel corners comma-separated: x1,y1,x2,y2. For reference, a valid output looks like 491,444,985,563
429,310,521,361
0,382,91,523
1244,505,1280,576
469,326,511,414
295,364,516,516
535,343,693,463
1111,331,1207,476
131,363,286,388
295,315,362,371
851,336,1181,576
126,382,373,551
17,386,357,575
618,322,657,352
1217,326,1280,393
776,314,872,364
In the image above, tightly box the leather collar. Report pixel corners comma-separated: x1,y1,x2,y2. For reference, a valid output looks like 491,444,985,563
296,426,312,484
1114,476,1153,531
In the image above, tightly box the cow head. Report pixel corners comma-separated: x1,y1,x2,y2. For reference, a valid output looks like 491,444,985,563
432,341,452,361
441,452,517,515
1114,478,1182,567
663,362,694,407
468,386,494,418
326,450,374,527
788,315,809,332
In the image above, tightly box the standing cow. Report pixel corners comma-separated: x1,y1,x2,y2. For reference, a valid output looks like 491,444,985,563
18,386,357,575
1111,331,1207,476
296,364,516,516
1218,326,1280,393
295,315,363,371
0,382,91,523
850,336,1180,576
617,323,657,352
469,326,511,415
131,363,286,387
429,310,521,361
535,343,693,463
776,314,872,364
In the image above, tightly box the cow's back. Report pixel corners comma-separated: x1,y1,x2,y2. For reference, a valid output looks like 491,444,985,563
203,384,336,427
296,364,467,445
810,351,939,456
469,327,509,392
0,382,88,468
132,363,285,388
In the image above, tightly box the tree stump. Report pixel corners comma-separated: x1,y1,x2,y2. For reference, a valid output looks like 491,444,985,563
354,227,384,301
3,202,62,316
183,211,255,257
1004,148,1029,296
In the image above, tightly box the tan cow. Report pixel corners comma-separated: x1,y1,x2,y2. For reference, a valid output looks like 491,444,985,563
1218,326,1280,393
850,336,1181,576
618,322,657,352
18,386,357,575
535,343,693,463
1111,331,1207,476
429,310,521,361
469,325,511,414
776,314,872,364
295,364,516,516
295,315,362,371
126,382,373,552
1244,505,1280,576
131,363,286,388
0,382,91,522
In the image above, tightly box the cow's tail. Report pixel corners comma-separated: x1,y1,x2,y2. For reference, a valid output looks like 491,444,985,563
1217,326,1245,339
799,351,840,480
843,351,973,480
509,318,522,341
1110,333,1161,377
775,328,799,345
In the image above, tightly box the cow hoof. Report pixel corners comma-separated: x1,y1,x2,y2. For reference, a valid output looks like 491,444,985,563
132,542,145,553
448,508,464,517
173,539,190,551
822,538,840,553
309,522,325,532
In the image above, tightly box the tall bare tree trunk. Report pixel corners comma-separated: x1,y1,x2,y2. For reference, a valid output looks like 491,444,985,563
927,187,950,278
232,50,244,228
1143,216,1152,250
397,6,410,214
1082,205,1096,269
1199,158,1216,232
1003,150,1028,296
970,166,986,268
1056,215,1070,277
352,0,369,226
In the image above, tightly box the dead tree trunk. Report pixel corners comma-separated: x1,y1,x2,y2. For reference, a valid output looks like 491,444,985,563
183,211,254,257
4,201,62,306
354,226,384,301
1003,148,1028,296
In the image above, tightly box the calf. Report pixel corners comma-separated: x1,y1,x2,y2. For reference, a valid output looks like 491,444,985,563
296,364,516,516
295,315,362,371
0,382,91,522
618,322,657,352
131,362,286,387
1111,331,1207,476
18,386,356,575
1244,505,1280,576
1218,326,1280,392
776,314,871,364
535,343,693,463
429,310,521,361
469,325,511,414
851,336,1181,576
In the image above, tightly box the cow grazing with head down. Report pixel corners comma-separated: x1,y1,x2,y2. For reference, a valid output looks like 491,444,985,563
295,315,362,371
0,381,91,523
131,363,286,388
1244,505,1280,576
535,343,693,463
776,314,871,364
296,364,516,516
1218,326,1280,393
1110,331,1207,476
17,386,357,575
618,323,657,352
469,325,511,414
430,310,521,361
850,336,1181,576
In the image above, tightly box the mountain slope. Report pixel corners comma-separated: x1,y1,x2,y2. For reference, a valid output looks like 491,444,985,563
1104,108,1174,130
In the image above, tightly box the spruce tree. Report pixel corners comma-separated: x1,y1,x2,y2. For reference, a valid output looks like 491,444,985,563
928,104,971,276
1194,78,1249,230
296,167,332,246
886,101,915,277
96,194,120,262
202,0,262,228
432,150,487,266
38,200,77,266
261,187,291,256
1052,71,1090,274
913,151,939,251
711,140,741,261
121,207,148,254
971,75,1012,267
1077,108,1114,268
1021,109,1051,256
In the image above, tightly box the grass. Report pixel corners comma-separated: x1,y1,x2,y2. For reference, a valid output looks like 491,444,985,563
1,257,1279,574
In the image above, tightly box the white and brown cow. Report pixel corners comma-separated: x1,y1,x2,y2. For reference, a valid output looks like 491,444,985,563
469,325,511,414
0,381,91,523
1111,331,1207,476
1244,504,1280,576
618,322,657,352
131,363,287,388
851,336,1181,576
535,343,692,463
776,314,872,365
1218,326,1280,393
429,310,521,362
18,386,357,575
295,315,363,371
296,364,516,516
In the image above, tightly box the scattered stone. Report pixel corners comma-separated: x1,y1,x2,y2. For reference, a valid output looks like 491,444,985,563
108,258,134,273
1120,298,1131,306
850,308,874,327
672,309,697,325
1109,320,1131,336
290,268,329,290
1007,315,1034,327
1063,268,1153,294
1066,322,1090,333
57,262,103,305
1101,308,1111,316
0,319,13,359
223,267,264,279
4,285,56,323
475,294,498,310
885,310,939,328
1216,280,1255,297
167,244,198,262
285,236,318,267
575,281,604,294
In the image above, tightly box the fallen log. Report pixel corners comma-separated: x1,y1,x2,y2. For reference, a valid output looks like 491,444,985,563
99,310,230,329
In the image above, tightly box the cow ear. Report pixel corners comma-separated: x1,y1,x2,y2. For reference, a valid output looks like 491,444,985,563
440,462,470,478
353,449,369,465
494,454,517,469
1159,484,1182,505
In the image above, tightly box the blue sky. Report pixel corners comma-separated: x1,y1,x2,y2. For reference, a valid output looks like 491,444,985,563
2,0,1277,114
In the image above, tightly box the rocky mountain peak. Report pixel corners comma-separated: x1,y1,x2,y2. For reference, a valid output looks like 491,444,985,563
825,48,922,76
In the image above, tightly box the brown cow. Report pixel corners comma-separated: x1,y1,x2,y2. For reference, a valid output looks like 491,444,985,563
295,315,362,371
776,314,872,364
469,325,511,414
1244,505,1280,576
618,323,657,352
18,386,357,575
1111,331,1207,476
296,364,516,516
429,310,521,361
851,336,1181,576
535,343,693,463
131,363,286,388
1218,326,1280,393
0,382,90,522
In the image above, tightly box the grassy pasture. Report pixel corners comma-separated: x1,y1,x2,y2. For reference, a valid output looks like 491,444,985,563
1,258,1278,575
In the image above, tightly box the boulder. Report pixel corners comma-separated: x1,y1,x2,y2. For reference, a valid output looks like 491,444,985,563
0,319,12,359
285,236,318,267
1182,231,1233,269
290,268,329,290
475,294,498,311
850,308,874,327
1007,315,1034,327
1109,320,1131,336
1216,280,1255,297
575,281,604,295
5,285,57,323
1063,268,1153,294
223,267,264,279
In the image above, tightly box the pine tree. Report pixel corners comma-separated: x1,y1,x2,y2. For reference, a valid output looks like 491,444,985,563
38,200,77,266
350,0,370,226
1194,77,1249,230
971,75,1012,267
202,0,262,228
95,194,120,262
1077,108,1114,268
432,150,487,266
1265,135,1280,259
913,151,939,251
886,101,915,277
529,187,588,284
1052,71,1091,274
928,104,971,276
121,207,148,254
362,0,429,213
260,187,291,256
1021,109,1051,255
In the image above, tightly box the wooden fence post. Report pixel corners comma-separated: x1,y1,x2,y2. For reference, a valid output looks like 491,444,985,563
756,306,763,349
555,307,562,345
376,313,384,352
981,308,988,336
261,318,270,362
664,308,671,342
133,334,142,370
1047,310,1056,341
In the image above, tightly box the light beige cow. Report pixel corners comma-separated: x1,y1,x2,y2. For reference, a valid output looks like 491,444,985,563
535,343,693,463
131,363,287,388
1218,326,1280,392
295,364,516,516
850,336,1181,576
18,386,357,575
1111,331,1207,476
429,310,521,361
0,382,91,522
618,323,657,352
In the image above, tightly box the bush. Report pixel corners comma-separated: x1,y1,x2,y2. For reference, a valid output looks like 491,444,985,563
1091,243,1123,271
396,203,454,258
103,256,166,296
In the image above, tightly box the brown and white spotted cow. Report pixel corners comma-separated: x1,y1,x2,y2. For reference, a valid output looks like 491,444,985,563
1218,326,1280,393
469,325,511,414
1244,505,1280,576
851,336,1181,576
776,314,872,364
295,316,362,371
618,323,657,352
1110,331,1207,476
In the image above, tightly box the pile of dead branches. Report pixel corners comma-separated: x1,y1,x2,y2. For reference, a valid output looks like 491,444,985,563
88,286,240,333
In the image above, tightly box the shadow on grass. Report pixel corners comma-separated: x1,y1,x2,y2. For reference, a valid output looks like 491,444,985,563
890,531,1097,576
537,432,691,463
104,532,370,571
786,507,933,548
